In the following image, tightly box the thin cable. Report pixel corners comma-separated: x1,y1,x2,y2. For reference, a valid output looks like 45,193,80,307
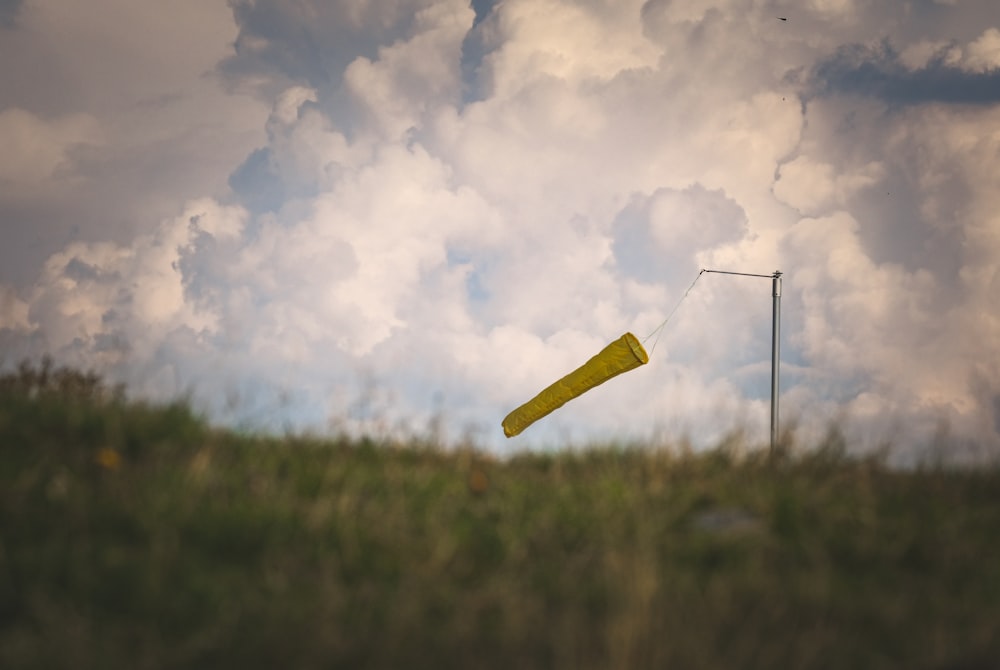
643,269,705,357
702,269,774,279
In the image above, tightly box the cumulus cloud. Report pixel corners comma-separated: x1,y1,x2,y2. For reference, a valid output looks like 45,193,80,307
219,0,452,100
3,0,999,455
0,285,29,331
774,156,884,215
964,28,1000,72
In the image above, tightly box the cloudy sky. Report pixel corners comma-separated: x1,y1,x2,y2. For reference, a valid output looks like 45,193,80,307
2,0,999,455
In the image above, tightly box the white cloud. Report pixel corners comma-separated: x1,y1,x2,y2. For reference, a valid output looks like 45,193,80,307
774,156,884,215
963,27,1000,72
487,0,659,92
897,28,1000,73
344,0,472,139
0,284,29,331
899,40,957,69
24,199,243,356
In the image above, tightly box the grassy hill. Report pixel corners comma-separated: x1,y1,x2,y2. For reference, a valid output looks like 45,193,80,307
2,361,1000,669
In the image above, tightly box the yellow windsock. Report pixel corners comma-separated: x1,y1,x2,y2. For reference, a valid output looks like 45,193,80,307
502,332,649,438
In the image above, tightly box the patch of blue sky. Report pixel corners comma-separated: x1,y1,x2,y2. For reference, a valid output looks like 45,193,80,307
446,247,491,302
228,148,288,214
459,0,502,105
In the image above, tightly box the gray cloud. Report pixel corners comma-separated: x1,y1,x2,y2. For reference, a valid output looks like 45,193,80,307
0,0,23,29
811,41,1000,105
64,257,120,284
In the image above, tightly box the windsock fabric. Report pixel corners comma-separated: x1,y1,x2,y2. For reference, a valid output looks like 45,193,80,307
502,332,649,438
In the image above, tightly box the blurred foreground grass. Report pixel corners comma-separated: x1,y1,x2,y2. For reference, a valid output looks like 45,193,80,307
2,361,1000,669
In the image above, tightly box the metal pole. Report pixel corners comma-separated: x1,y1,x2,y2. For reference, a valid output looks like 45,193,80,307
770,271,782,454
702,268,783,453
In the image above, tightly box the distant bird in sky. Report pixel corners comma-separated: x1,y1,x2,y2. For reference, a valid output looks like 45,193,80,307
778,17,787,21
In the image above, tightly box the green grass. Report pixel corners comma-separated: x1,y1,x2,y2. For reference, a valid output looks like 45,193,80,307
2,361,1000,669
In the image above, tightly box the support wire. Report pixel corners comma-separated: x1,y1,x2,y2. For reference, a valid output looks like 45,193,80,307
642,269,705,357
